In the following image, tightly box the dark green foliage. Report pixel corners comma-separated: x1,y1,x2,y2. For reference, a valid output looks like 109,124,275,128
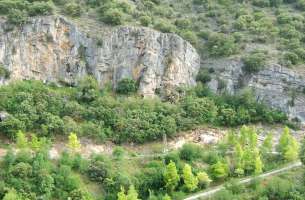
116,78,138,95
243,51,267,73
206,33,238,57
179,143,202,161
0,65,10,79
7,9,28,25
0,80,287,143
64,2,82,17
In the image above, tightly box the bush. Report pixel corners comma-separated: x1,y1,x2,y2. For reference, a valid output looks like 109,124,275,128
7,9,28,25
116,78,138,95
64,2,82,17
180,30,198,45
28,1,53,16
283,52,299,65
242,51,267,73
154,20,176,33
139,15,152,26
179,143,202,161
0,65,10,79
196,70,211,84
206,33,238,57
182,97,218,124
102,8,125,25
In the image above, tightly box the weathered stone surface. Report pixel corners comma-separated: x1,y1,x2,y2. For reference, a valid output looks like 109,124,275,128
203,58,305,122
0,16,200,96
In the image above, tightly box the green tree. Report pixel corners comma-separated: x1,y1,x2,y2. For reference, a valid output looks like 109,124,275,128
277,127,299,161
197,171,212,189
68,132,81,152
261,133,273,156
118,187,127,200
210,161,229,180
254,151,263,174
182,164,198,192
299,137,305,165
234,143,244,176
116,78,138,95
3,189,22,200
164,161,180,192
77,76,99,102
16,130,28,149
162,194,171,200
127,185,140,200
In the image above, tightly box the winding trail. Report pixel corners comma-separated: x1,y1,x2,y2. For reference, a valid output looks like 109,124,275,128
184,161,302,200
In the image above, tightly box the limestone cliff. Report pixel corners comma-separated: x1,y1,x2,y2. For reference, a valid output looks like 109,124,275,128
0,16,200,97
203,58,305,122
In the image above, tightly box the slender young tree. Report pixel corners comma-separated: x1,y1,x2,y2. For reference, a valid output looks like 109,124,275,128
127,185,140,200
117,187,127,200
68,132,81,152
164,161,180,192
16,130,28,149
299,137,305,165
182,164,198,192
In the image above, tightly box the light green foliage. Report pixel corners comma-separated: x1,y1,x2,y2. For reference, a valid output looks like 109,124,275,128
16,130,28,149
162,194,171,200
3,189,22,200
117,185,140,200
118,187,127,200
68,132,81,152
277,127,299,161
210,161,229,180
182,164,198,192
77,76,99,102
197,171,212,189
243,51,267,73
164,161,180,192
261,133,273,154
299,137,305,165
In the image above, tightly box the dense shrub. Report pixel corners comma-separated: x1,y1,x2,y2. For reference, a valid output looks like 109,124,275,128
101,8,125,25
64,2,82,17
7,9,28,25
154,19,176,33
206,33,238,57
27,1,53,16
116,78,138,95
242,51,267,73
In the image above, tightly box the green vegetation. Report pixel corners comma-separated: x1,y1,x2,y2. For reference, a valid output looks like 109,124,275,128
0,79,287,143
0,124,299,200
1,0,305,67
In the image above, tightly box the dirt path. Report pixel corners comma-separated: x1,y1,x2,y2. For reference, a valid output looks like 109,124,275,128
184,161,303,200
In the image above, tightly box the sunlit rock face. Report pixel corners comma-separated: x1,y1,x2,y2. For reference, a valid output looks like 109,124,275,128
0,16,200,97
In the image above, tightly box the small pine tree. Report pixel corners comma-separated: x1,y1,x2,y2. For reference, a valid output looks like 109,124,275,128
197,171,212,189
254,151,263,174
3,189,22,200
210,161,229,180
277,127,299,161
16,130,28,149
182,164,198,192
164,160,180,192
299,137,305,165
162,194,171,200
261,133,273,158
234,143,244,171
68,132,81,152
30,134,40,151
127,185,140,200
117,187,127,200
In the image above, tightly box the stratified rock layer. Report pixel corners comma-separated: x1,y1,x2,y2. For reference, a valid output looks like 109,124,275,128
203,58,305,122
0,16,200,96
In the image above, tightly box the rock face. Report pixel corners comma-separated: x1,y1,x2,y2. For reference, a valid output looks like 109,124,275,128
203,58,305,122
0,16,200,96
